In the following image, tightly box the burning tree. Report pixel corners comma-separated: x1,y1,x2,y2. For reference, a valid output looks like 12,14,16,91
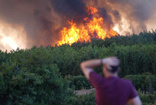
57,6,118,46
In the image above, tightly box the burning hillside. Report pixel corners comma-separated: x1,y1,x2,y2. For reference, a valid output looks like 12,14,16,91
0,0,156,51
57,6,118,46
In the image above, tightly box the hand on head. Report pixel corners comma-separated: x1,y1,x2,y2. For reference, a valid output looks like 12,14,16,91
102,57,120,71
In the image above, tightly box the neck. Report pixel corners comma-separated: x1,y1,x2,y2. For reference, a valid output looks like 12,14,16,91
105,73,118,78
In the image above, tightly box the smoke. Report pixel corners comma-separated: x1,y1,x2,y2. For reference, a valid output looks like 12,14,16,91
50,0,88,21
93,0,156,34
0,0,155,51
0,0,61,48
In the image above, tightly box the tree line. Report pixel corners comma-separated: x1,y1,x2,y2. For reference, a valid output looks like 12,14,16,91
0,31,155,104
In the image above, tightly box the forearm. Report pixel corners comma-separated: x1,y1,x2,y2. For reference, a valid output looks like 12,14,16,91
80,59,102,79
81,59,102,69
128,96,142,105
80,57,119,79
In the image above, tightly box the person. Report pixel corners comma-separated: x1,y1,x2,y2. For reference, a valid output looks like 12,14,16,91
80,57,142,105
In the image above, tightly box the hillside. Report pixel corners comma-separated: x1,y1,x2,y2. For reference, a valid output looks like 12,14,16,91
0,31,156,104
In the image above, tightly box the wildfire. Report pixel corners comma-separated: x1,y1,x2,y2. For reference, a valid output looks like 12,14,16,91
57,6,118,46
0,21,27,51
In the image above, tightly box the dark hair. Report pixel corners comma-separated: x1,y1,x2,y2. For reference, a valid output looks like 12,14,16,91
109,65,119,73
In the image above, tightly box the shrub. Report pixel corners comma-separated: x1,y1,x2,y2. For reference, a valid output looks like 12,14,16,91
138,91,156,104
74,90,156,105
0,48,75,105
74,91,95,105
66,75,92,90
124,74,156,93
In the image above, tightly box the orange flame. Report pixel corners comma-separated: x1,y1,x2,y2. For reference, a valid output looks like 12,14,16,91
87,6,98,15
57,6,118,46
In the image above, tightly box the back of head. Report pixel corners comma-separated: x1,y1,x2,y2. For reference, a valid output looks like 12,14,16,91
103,57,120,73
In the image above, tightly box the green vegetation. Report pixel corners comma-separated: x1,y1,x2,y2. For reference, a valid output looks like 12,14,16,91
74,91,156,105
66,75,92,90
0,49,75,105
124,73,156,93
0,31,156,104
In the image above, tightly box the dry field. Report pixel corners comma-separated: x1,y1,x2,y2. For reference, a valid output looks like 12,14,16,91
75,88,94,95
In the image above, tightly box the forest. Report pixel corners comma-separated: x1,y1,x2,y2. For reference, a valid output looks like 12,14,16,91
0,31,156,105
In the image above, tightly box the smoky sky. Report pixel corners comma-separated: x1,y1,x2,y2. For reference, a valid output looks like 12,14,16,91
0,0,156,49
50,0,87,19
96,0,156,33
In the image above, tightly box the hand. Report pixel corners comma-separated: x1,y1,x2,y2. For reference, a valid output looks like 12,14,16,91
102,57,119,66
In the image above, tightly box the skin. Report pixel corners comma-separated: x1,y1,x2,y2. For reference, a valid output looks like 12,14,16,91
80,57,142,105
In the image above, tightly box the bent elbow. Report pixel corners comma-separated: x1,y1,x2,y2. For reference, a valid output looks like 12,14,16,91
80,62,84,69
130,96,142,105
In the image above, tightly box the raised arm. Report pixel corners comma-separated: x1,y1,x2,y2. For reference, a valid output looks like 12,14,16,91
80,59,101,79
80,57,119,79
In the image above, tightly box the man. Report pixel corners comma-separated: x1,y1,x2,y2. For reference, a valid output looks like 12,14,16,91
80,57,142,105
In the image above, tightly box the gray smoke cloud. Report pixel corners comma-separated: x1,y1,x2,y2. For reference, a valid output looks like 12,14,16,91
92,0,156,34
0,0,61,47
0,0,155,50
